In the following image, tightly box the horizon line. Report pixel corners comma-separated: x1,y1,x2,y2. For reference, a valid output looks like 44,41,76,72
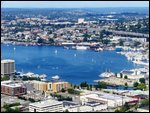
2,6,149,9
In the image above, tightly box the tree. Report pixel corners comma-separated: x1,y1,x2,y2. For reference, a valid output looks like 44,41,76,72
74,85,76,89
139,78,145,84
120,73,123,78
125,82,128,86
80,82,88,88
139,99,149,107
119,39,124,46
48,38,54,44
133,82,139,87
61,88,66,93
124,75,128,79
137,83,147,91
115,73,118,77
64,109,69,112
97,82,107,89
37,38,44,43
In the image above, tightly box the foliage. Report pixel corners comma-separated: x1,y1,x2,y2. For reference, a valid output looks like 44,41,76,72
4,102,20,108
139,78,145,84
124,75,128,79
18,96,27,100
120,73,123,78
67,88,80,95
61,88,66,93
97,82,107,89
125,82,128,86
64,109,69,112
1,76,10,81
28,98,36,102
137,83,147,90
80,82,89,88
133,82,139,87
22,76,41,81
139,99,149,107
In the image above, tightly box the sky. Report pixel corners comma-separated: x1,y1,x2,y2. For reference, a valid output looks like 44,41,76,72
1,1,149,8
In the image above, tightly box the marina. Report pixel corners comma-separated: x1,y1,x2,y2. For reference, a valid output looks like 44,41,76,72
1,44,142,84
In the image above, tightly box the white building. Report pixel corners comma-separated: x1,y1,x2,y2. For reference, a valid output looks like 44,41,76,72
63,101,107,112
1,59,15,76
79,93,137,108
78,18,84,24
29,99,63,112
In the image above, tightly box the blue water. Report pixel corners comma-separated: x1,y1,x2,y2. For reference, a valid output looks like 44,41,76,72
1,44,142,84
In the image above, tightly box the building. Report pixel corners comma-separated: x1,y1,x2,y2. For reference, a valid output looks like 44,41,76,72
52,80,71,93
78,18,84,24
63,101,107,112
32,80,52,92
1,59,15,76
1,80,27,96
79,93,138,108
29,99,63,112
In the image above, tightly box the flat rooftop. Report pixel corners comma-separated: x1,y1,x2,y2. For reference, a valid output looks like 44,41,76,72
1,59,15,63
29,99,63,108
1,80,25,88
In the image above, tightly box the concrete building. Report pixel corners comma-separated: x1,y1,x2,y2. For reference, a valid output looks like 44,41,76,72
29,99,63,112
32,80,52,92
79,93,138,108
52,81,71,93
1,80,27,96
63,101,107,112
1,59,15,76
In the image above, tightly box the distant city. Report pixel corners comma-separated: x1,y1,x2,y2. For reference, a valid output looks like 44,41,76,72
1,1,149,112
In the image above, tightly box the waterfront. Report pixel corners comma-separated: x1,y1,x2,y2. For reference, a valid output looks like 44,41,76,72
1,44,142,84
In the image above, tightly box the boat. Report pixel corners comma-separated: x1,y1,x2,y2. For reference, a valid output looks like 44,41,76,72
52,75,60,80
95,47,103,52
75,46,88,50
99,71,115,78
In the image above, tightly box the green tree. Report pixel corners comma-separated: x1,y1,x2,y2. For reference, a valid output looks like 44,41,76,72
97,82,107,89
61,88,66,93
120,73,123,78
124,75,128,79
133,82,139,87
139,99,149,107
48,38,54,44
119,39,124,46
37,38,44,43
137,83,147,90
139,78,145,84
80,82,88,88
64,109,69,112
125,82,128,86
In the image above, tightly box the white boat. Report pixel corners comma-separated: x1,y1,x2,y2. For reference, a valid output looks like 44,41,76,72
52,75,60,80
99,72,115,78
76,46,88,50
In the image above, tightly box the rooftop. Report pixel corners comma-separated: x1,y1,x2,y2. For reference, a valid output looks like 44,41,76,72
1,59,15,63
29,99,63,108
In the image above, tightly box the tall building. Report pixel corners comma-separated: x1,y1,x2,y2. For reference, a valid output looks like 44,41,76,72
29,99,63,112
1,59,15,76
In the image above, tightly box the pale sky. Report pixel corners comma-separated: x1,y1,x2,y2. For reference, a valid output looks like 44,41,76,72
1,1,149,8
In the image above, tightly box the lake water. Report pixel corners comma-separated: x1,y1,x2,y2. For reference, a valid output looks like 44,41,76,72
1,44,142,84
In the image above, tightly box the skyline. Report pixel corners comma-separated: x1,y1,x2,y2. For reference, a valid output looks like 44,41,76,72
1,1,149,8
